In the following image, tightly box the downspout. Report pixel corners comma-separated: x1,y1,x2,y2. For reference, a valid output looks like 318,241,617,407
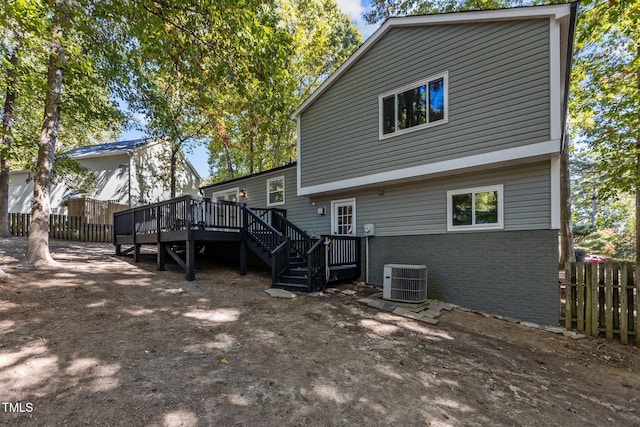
365,235,369,284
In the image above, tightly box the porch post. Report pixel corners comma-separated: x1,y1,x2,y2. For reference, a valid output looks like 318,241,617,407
240,234,248,275
185,239,195,281
157,242,166,271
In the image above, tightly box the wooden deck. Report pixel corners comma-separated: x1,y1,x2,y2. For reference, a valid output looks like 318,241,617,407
113,195,361,290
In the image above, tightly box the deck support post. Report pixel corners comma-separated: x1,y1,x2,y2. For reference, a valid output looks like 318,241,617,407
133,244,140,262
186,239,195,281
115,244,122,256
157,242,166,271
240,234,248,275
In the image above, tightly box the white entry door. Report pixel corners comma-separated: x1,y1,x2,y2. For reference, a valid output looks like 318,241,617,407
212,188,239,228
331,198,356,236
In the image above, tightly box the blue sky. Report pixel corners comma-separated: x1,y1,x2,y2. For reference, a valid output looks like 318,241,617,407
120,0,381,178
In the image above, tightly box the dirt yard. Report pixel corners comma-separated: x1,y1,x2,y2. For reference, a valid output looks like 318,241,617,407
1,237,640,426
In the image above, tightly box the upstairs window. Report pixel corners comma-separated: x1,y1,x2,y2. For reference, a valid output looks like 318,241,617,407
447,185,503,231
267,176,285,206
379,72,448,139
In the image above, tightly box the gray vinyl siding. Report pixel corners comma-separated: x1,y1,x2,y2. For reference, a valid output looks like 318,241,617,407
299,19,551,189
300,161,552,237
201,165,306,214
202,160,551,238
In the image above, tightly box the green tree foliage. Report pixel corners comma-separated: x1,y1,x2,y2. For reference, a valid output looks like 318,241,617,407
364,0,531,23
0,0,125,264
207,0,362,182
0,0,123,248
111,0,296,194
570,1,639,197
570,0,640,257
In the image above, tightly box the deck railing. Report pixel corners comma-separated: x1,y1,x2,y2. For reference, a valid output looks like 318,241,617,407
325,235,361,267
114,196,246,237
113,195,361,287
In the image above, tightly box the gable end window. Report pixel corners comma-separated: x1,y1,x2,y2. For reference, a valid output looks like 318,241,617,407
379,72,448,139
447,185,503,231
267,176,285,206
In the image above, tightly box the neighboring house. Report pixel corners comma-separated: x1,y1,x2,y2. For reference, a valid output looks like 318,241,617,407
9,139,201,214
201,3,578,324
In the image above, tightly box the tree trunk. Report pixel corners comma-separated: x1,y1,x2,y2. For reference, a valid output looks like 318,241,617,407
26,0,69,266
636,44,640,272
0,50,18,238
170,144,178,199
559,135,575,267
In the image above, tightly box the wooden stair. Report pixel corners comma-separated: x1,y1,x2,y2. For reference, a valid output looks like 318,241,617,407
243,208,325,293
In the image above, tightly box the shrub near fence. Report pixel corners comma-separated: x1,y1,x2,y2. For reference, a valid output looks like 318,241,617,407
8,213,113,243
560,262,639,346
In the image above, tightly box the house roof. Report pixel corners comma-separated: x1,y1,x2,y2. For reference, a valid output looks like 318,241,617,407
291,2,578,122
64,139,151,159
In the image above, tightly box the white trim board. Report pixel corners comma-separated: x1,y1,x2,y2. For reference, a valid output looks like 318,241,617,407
550,156,561,229
298,140,560,196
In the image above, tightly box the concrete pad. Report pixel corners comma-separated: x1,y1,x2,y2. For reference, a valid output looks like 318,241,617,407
264,288,297,299
520,321,541,329
419,316,439,325
420,309,442,319
392,307,412,316
401,311,424,321
563,331,586,339
543,326,565,334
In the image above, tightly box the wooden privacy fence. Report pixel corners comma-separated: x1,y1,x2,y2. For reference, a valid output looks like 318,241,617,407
560,262,639,346
9,212,113,243
67,198,129,225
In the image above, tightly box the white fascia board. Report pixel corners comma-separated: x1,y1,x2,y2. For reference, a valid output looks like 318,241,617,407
297,140,560,196
291,4,572,119
296,118,302,195
68,150,132,160
390,4,572,27
549,17,562,142
550,156,561,229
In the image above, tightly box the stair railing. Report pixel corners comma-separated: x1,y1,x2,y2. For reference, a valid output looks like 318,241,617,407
243,206,285,253
271,210,313,258
271,239,291,283
306,237,327,291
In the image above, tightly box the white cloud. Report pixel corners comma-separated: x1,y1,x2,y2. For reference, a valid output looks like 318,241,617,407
335,0,381,40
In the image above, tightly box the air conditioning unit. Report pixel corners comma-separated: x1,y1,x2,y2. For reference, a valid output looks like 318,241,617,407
383,264,428,303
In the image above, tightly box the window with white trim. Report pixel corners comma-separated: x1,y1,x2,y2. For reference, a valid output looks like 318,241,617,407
267,176,285,206
379,72,448,139
447,185,503,231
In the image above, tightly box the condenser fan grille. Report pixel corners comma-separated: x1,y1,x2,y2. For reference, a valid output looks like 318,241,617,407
383,264,427,303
